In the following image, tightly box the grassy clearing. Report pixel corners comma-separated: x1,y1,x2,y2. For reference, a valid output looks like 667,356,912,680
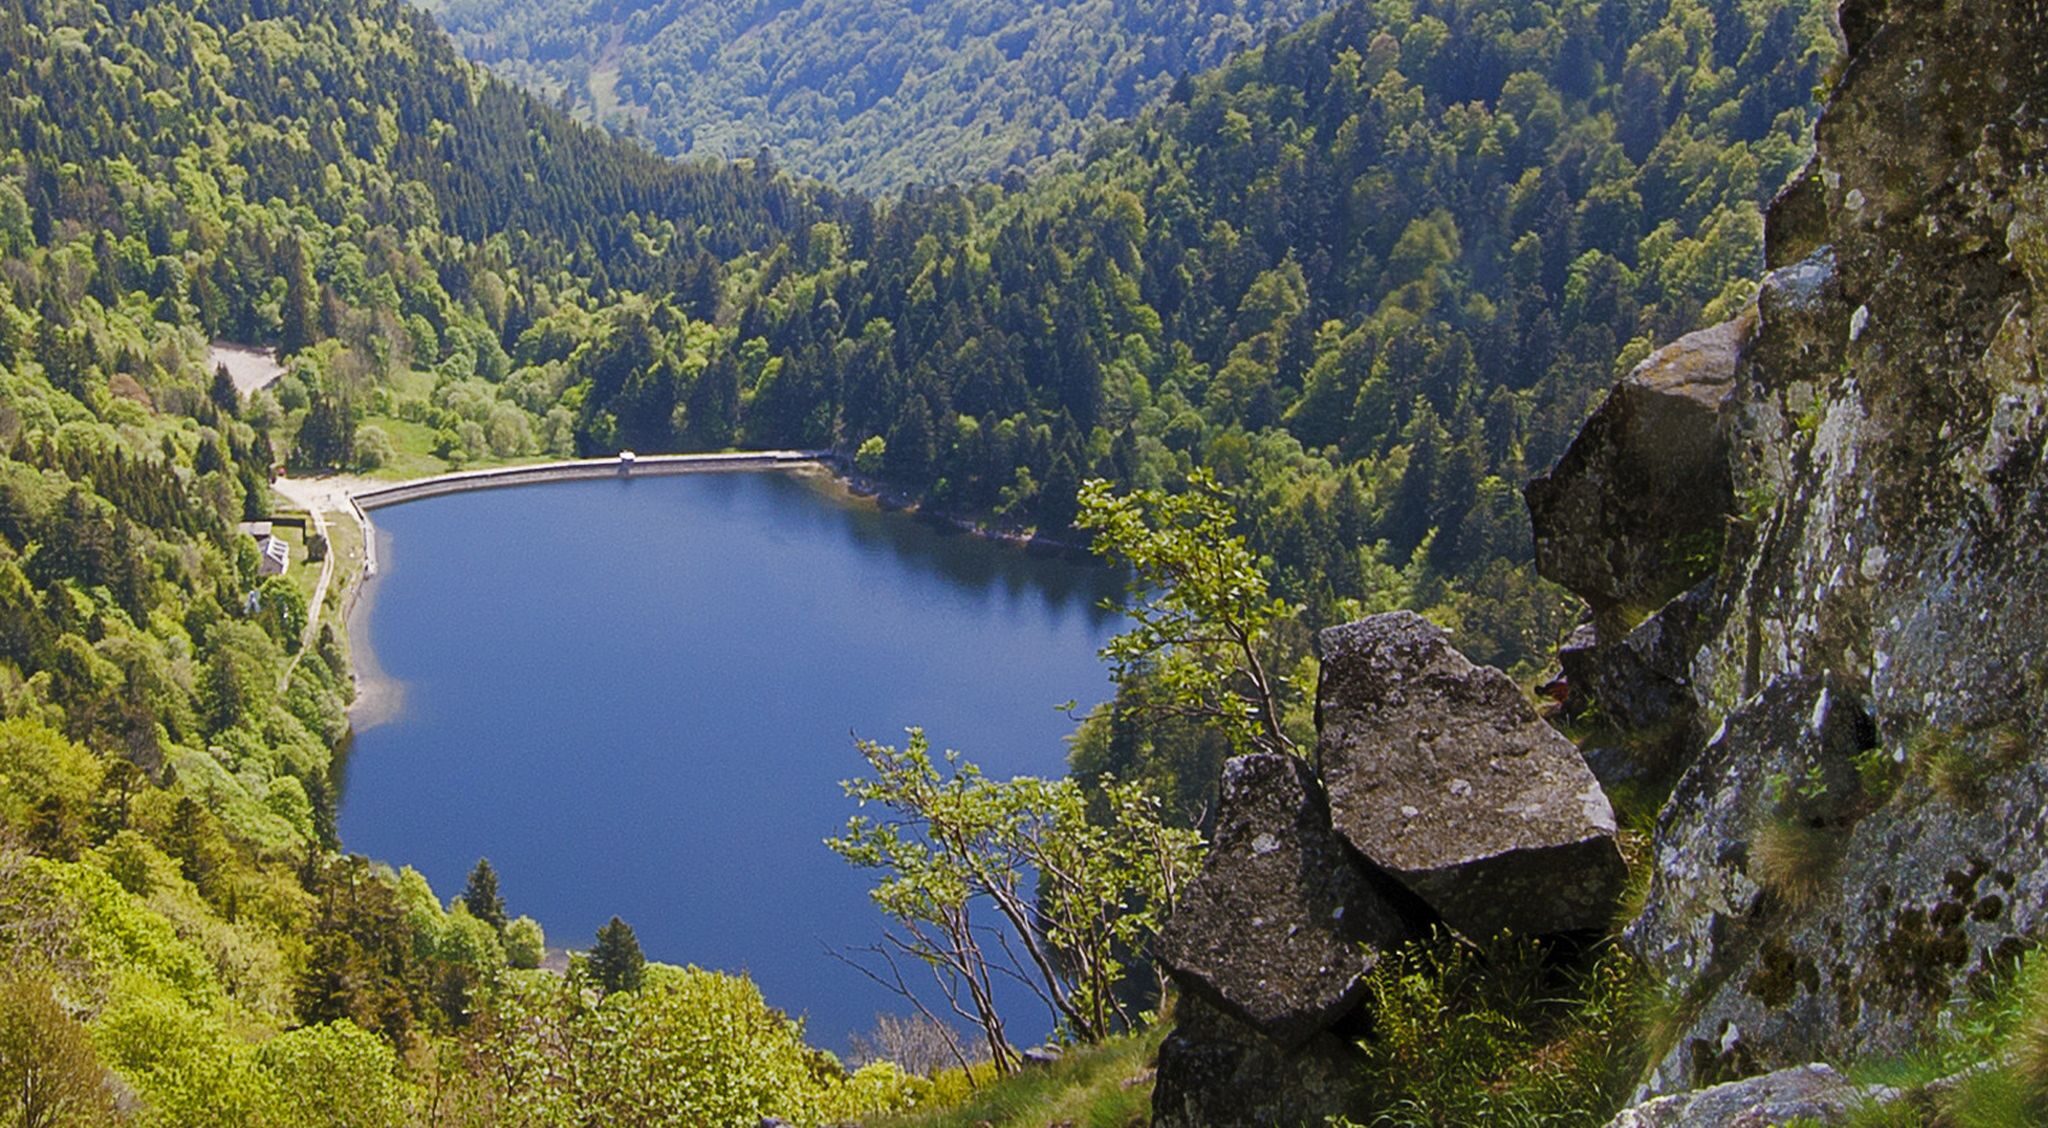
868,1028,1162,1128
1339,933,1645,1128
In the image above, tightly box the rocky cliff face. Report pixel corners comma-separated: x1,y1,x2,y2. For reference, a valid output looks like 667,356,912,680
1581,0,2048,1095
1150,1,2048,1121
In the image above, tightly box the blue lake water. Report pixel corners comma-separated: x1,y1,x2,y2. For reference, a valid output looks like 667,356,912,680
337,469,1123,1051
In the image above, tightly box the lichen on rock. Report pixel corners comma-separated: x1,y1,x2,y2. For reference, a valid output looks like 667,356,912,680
1316,611,1628,939
1152,752,1425,1050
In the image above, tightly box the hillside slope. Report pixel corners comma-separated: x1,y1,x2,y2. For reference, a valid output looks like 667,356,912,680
424,0,1345,193
0,0,917,1120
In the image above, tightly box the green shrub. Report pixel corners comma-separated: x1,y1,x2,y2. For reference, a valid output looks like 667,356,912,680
256,1020,411,1127
504,915,545,970
463,964,923,1125
0,970,116,1126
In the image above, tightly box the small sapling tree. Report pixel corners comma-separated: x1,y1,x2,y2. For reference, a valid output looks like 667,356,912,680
828,729,1202,1071
1074,468,1298,756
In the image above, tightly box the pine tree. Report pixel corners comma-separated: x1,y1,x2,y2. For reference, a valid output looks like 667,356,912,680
589,916,645,994
279,235,317,356
461,858,507,934
209,365,240,418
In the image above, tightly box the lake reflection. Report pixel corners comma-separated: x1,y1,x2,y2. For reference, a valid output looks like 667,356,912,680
338,469,1122,1051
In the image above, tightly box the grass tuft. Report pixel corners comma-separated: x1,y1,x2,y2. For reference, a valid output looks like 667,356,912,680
1750,819,1838,910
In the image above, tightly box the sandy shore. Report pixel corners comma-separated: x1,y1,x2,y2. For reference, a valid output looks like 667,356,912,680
272,473,395,729
341,522,405,731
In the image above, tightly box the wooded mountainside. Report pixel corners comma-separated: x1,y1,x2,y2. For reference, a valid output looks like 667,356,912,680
424,0,1350,192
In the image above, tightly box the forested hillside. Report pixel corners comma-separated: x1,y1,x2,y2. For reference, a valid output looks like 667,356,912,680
0,0,918,1119
426,0,1345,193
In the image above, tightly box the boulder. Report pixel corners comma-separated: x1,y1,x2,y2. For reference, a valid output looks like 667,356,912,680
1604,1064,1878,1128
1150,993,1371,1128
1561,581,1719,800
1525,315,1750,623
1316,613,1627,938
1153,753,1424,1049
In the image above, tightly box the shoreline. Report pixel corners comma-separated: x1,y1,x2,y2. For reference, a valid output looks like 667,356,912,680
820,467,1096,559
343,520,405,732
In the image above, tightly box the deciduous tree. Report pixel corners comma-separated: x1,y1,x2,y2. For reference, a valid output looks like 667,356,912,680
1076,469,1298,756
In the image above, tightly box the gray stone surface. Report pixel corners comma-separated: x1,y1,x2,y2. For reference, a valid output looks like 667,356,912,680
1613,0,2048,1096
1149,993,1371,1128
1564,581,1719,799
1621,674,1881,1093
1525,315,1748,622
1315,612,1627,938
1153,753,1422,1049
1604,1064,1878,1128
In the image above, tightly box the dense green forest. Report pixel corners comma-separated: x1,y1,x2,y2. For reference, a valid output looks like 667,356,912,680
0,0,1836,1117
424,0,1347,193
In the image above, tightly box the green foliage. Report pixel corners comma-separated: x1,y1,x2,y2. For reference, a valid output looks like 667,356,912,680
461,857,508,935
254,1021,411,1128
504,915,546,970
452,965,923,1126
0,970,116,1127
254,577,309,654
520,0,1834,692
1853,744,1904,805
430,0,1343,192
870,1027,1164,1128
352,425,397,471
1341,934,1645,1127
1077,470,1297,756
831,730,1203,1062
0,0,1846,1117
856,435,889,478
590,915,647,995
0,717,102,847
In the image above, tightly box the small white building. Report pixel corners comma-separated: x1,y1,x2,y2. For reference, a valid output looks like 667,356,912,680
239,521,290,575
619,450,637,473
256,534,291,576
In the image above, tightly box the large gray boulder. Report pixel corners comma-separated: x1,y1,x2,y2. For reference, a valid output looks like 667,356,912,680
1525,315,1748,624
1316,613,1627,938
1153,753,1424,1049
1613,0,2048,1094
1604,1064,1879,1128
1561,580,1720,800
